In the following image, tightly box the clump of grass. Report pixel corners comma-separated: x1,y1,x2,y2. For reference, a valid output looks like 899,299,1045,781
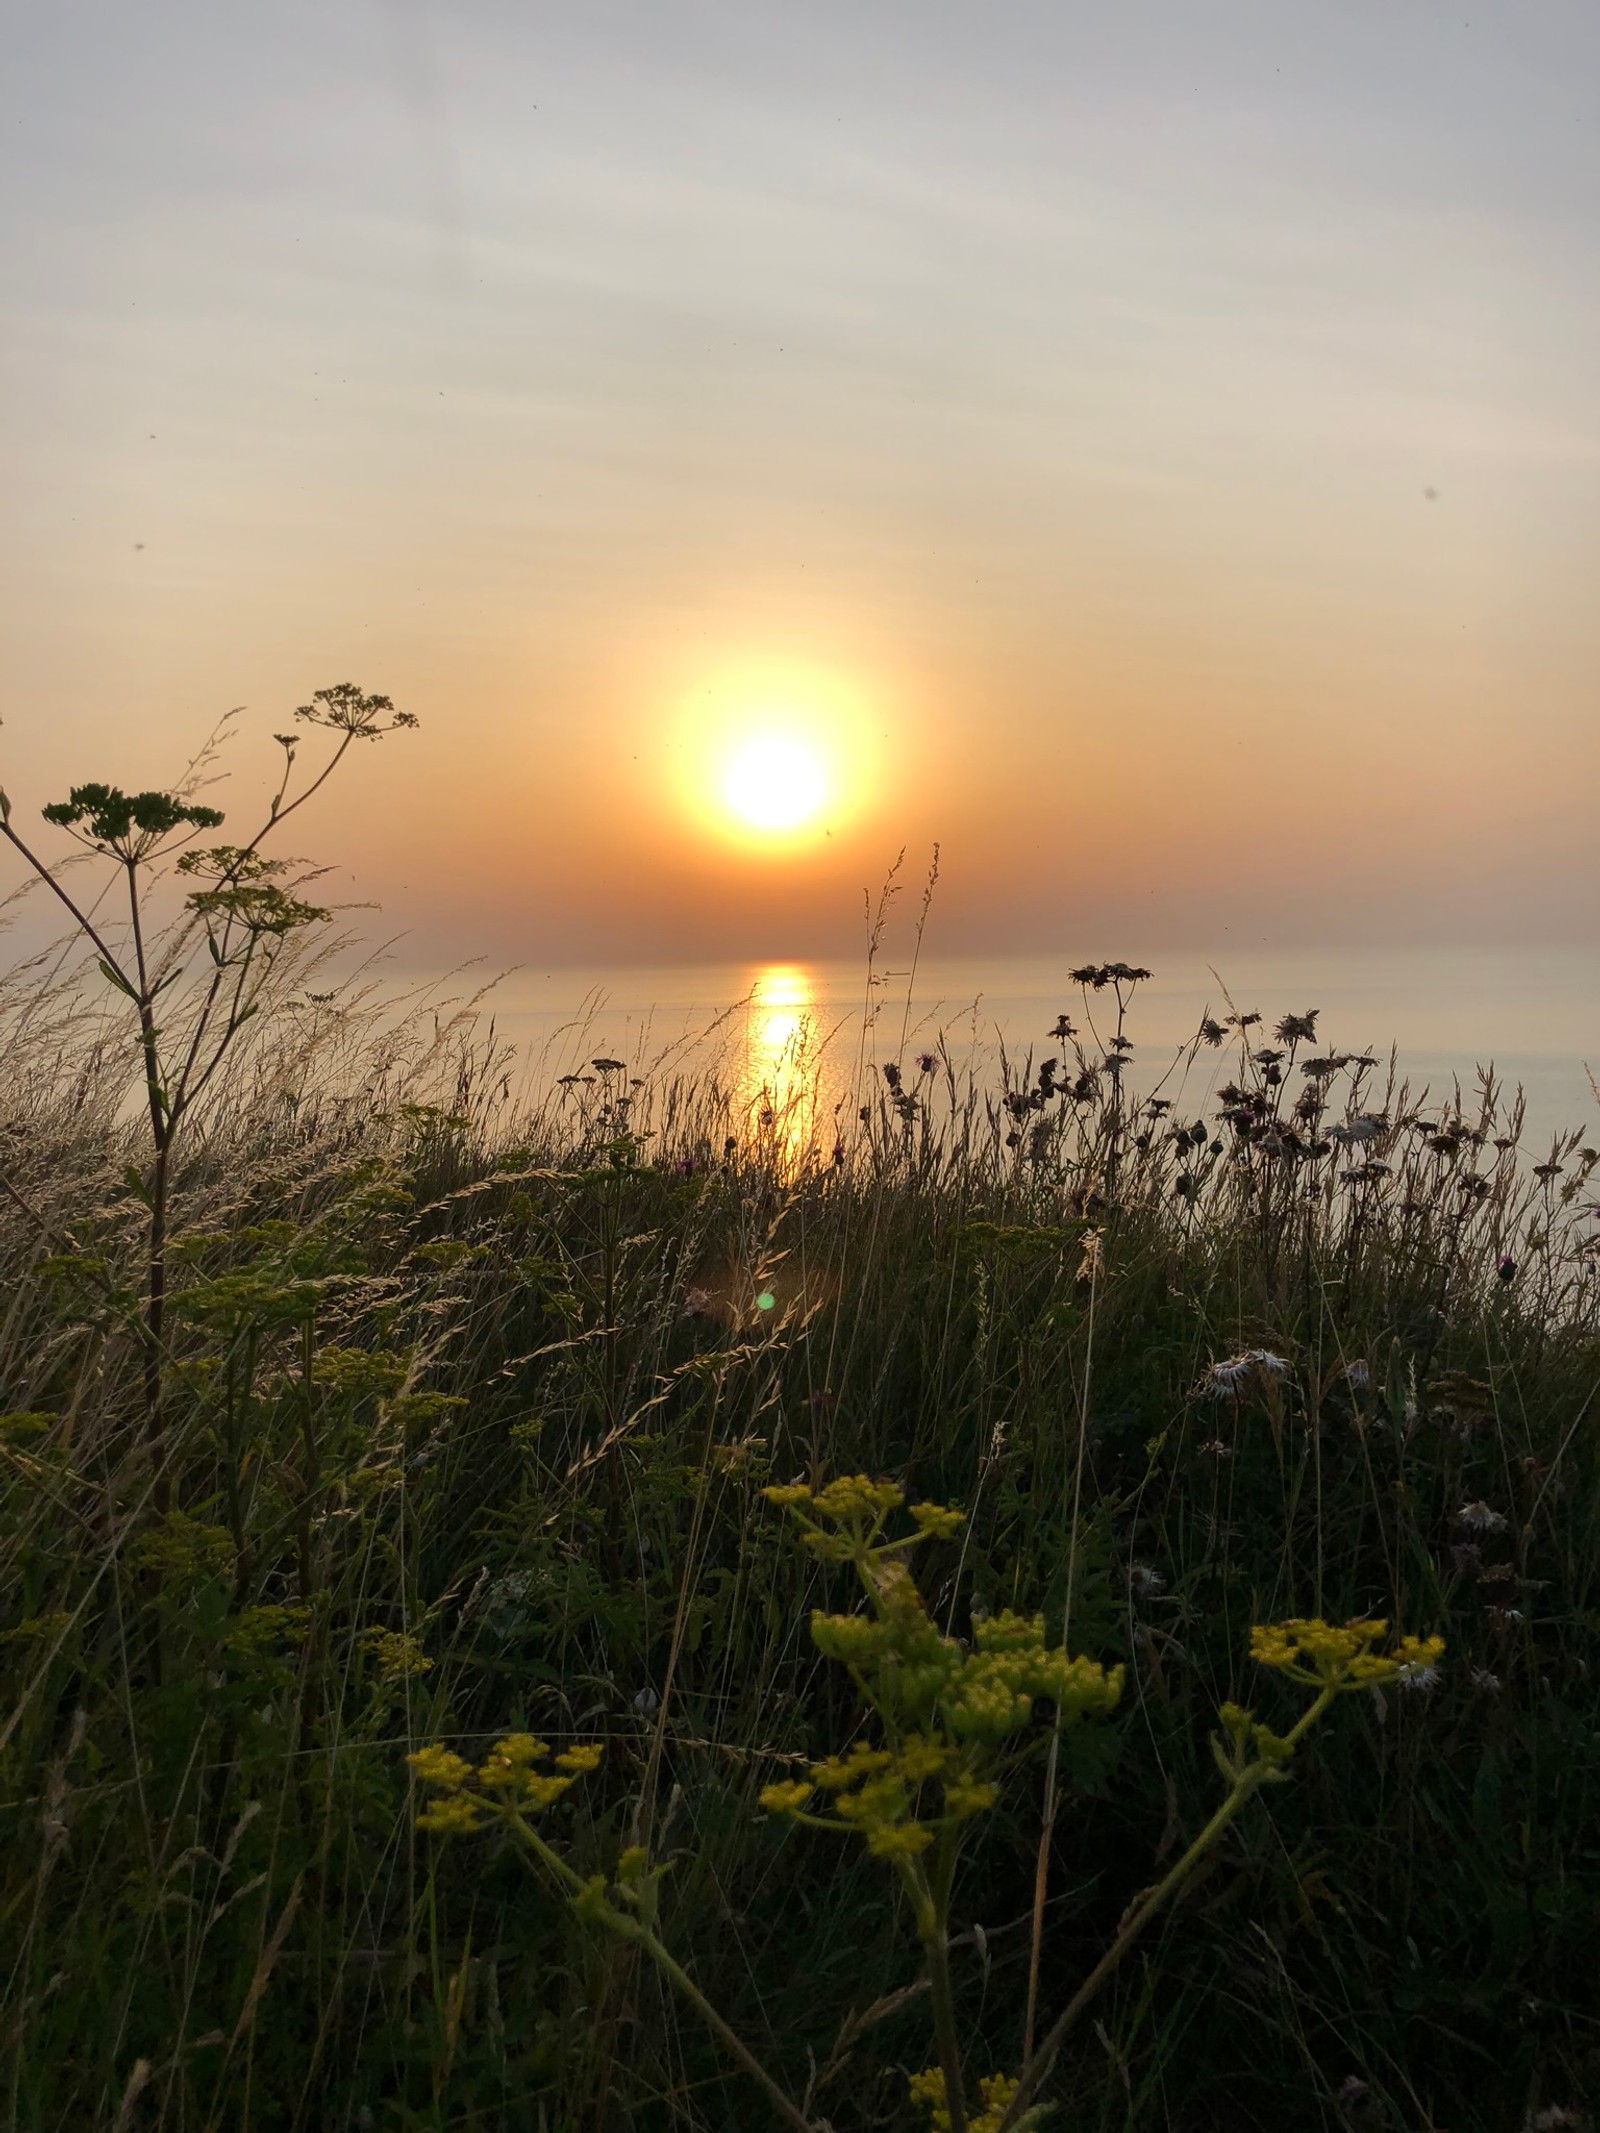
1,711,1598,2130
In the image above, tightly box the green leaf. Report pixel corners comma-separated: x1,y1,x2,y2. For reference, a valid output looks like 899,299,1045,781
96,958,135,997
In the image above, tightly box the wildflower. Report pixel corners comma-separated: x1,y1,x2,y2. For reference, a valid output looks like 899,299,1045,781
1396,1658,1441,1692
1328,1115,1388,1147
407,1745,472,1790
1477,1564,1523,1610
1455,1500,1507,1536
909,2067,1021,2133
1275,1010,1319,1043
1203,1349,1290,1396
943,1774,999,1818
1199,1017,1227,1046
1249,1618,1445,1692
407,1732,601,1835
759,1779,814,1815
1198,1438,1233,1458
1343,1360,1371,1391
1497,1255,1517,1282
1469,1667,1502,1694
133,1510,237,1583
908,1501,965,1540
916,1052,937,1074
1127,1564,1165,1600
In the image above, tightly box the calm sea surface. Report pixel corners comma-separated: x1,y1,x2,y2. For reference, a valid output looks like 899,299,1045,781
405,946,1599,1157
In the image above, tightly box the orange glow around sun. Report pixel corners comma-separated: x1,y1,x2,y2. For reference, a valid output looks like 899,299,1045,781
660,661,878,853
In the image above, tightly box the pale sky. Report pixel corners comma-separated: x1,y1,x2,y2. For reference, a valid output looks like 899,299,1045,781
3,1,1598,964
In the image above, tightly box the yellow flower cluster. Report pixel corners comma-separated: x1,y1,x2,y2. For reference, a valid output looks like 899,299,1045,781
908,2067,1022,2133
809,1583,1122,1743
407,1734,602,1834
1250,1618,1446,1691
132,1509,236,1584
762,1477,963,1563
761,1478,1123,1863
951,1614,1123,1744
361,1627,434,1682
759,1733,1003,1857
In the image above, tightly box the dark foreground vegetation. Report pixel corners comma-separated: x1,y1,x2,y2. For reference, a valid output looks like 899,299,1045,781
2,701,1598,2131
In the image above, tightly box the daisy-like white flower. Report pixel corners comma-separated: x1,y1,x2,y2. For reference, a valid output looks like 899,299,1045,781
1455,1500,1507,1536
1396,1660,1441,1692
1204,1349,1290,1396
1127,1564,1165,1600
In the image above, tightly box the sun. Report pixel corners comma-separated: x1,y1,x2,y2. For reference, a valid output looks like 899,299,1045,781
720,733,829,834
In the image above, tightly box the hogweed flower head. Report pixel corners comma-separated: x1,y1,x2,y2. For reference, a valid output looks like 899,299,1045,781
407,1733,601,1835
1249,1617,1445,1693
761,1485,1123,1864
762,1476,963,1566
909,2068,1027,2133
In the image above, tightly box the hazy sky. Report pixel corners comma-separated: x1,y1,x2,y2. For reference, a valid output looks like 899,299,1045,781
3,1,1598,964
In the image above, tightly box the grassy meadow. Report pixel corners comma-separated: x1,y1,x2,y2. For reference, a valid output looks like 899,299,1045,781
2,711,1598,2132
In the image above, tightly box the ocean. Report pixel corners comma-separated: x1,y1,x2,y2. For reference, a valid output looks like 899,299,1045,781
397,944,1599,1157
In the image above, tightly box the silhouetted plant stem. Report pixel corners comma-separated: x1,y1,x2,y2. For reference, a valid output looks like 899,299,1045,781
505,1819,819,2133
997,1685,1338,2133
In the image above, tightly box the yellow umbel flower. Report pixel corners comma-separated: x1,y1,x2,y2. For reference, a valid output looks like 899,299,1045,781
908,1501,965,1540
408,1733,602,1833
1250,1617,1445,1693
909,2067,1022,2133
406,1745,471,1790
416,1793,486,1834
759,1779,815,1815
556,1743,604,1774
810,1475,906,1522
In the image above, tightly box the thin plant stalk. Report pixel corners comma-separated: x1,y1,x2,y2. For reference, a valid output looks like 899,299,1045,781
1022,1239,1097,2060
996,1686,1338,2133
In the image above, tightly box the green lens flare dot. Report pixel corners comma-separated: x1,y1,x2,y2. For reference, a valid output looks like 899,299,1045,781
756,1291,776,1312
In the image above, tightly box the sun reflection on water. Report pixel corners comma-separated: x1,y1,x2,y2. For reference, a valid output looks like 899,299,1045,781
739,963,825,1162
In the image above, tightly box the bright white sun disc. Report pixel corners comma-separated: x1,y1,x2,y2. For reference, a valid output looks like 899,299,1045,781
722,735,827,832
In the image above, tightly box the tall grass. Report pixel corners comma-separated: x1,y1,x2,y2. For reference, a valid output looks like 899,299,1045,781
2,874,1597,2127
